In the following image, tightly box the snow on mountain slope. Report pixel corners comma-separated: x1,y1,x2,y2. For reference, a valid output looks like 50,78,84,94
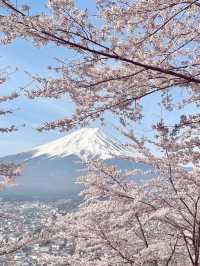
31,127,132,161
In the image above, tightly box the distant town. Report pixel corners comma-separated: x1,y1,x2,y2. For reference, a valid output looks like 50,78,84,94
0,198,78,265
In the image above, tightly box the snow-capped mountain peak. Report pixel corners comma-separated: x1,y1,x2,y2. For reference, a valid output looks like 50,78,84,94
32,127,130,161
0,128,143,200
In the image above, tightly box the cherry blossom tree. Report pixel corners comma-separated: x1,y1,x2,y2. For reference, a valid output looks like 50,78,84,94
1,0,200,265
1,0,200,132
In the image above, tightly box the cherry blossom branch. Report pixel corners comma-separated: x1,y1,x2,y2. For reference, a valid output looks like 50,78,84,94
166,236,179,266
2,0,200,85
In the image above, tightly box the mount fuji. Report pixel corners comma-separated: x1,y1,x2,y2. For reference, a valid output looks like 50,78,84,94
0,128,145,200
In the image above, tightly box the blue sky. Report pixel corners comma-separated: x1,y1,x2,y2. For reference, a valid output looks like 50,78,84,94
0,35,161,156
0,0,97,156
0,0,130,156
0,0,196,156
